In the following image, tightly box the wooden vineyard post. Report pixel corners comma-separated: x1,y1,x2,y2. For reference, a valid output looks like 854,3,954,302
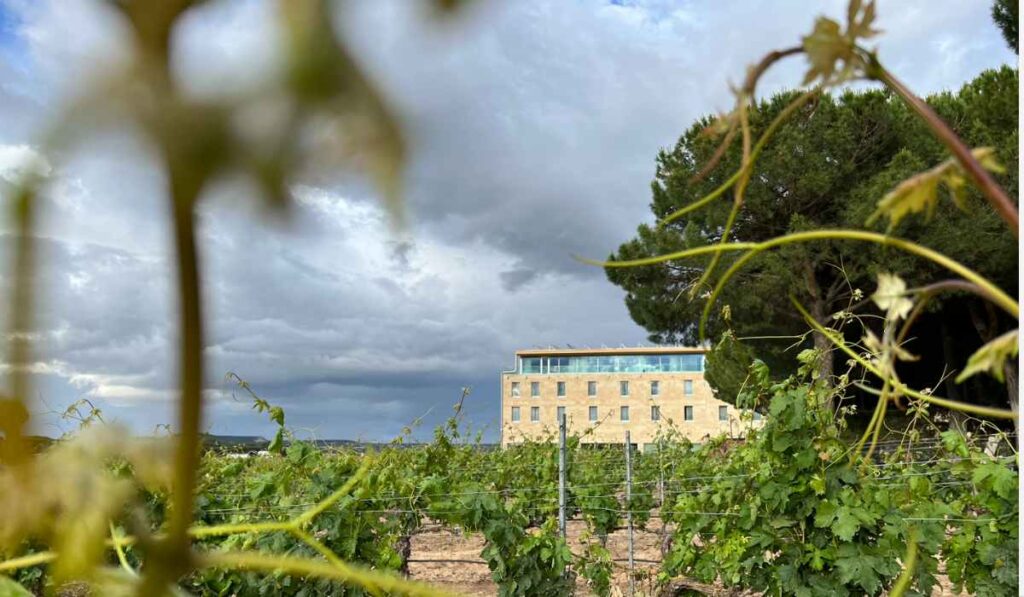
625,430,635,597
558,412,567,541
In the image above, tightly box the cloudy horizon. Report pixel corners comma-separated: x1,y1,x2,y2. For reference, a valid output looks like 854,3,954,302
0,0,1015,442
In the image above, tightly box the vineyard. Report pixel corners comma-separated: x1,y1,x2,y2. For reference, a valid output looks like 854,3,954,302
0,0,1020,595
4,367,1018,596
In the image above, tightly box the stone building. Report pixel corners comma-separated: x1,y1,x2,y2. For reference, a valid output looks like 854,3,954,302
499,346,761,450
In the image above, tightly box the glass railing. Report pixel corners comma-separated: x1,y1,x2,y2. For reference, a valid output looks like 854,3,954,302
519,354,703,374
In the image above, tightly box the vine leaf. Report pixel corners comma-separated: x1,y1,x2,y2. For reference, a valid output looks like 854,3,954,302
863,330,917,363
0,577,33,597
831,506,860,541
956,329,1019,383
268,428,285,455
868,147,1004,229
802,17,844,83
871,273,912,322
802,0,879,85
269,406,286,426
972,462,1017,500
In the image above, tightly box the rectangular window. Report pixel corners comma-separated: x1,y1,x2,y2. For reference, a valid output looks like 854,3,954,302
684,380,693,396
684,406,694,421
518,354,704,374
650,380,660,396
530,406,540,422
557,406,565,422
589,406,598,421
651,405,660,421
719,405,728,421
620,406,630,421
620,381,629,396
531,381,540,397
587,381,597,396
557,381,566,397
511,382,520,397
511,407,520,422
753,411,762,421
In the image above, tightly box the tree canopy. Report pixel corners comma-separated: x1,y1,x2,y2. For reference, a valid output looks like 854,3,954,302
992,0,1019,54
606,66,1018,407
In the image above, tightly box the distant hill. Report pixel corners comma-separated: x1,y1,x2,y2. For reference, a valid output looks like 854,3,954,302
5,434,497,453
200,434,498,453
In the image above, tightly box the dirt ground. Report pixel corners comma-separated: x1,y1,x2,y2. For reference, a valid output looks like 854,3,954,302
409,518,681,596
407,518,968,596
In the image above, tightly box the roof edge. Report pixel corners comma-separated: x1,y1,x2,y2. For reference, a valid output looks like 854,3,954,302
514,346,707,357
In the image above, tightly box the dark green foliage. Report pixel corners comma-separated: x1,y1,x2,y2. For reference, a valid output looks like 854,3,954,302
576,541,613,596
992,0,1019,53
7,398,1018,596
185,444,404,596
660,365,1019,596
607,68,1019,406
703,331,757,405
570,446,622,544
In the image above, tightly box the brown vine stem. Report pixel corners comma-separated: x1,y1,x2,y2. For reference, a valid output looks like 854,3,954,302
897,280,991,347
139,162,207,596
792,298,1017,420
167,176,204,562
872,60,1019,237
1,185,35,466
743,46,803,99
689,123,738,185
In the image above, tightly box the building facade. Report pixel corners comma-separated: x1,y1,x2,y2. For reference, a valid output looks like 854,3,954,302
500,346,761,449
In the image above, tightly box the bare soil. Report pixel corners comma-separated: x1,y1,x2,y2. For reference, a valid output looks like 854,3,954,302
409,518,669,596
407,518,969,596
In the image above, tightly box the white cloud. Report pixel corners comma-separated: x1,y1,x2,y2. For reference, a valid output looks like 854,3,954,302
0,0,1013,440
0,143,50,183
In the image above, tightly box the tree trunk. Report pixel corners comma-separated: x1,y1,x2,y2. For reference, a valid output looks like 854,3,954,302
660,524,673,560
809,306,835,381
396,533,412,577
803,261,834,409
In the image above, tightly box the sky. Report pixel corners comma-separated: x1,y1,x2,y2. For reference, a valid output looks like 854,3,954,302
0,0,1015,442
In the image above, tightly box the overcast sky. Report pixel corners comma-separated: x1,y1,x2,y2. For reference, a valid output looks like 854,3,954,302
0,0,1015,442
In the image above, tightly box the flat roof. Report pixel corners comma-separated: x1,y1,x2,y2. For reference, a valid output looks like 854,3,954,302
515,346,706,357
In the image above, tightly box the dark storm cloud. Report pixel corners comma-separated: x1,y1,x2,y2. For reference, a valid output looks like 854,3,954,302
340,0,1015,278
0,0,1013,440
499,268,539,292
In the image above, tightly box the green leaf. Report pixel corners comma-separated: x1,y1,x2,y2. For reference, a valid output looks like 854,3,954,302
831,506,860,541
268,428,284,454
802,17,845,84
809,474,826,496
814,500,837,528
801,0,878,85
0,577,33,597
939,430,967,457
869,147,1004,229
871,273,912,322
956,329,1019,383
836,551,882,594
269,406,286,426
972,462,1017,500
843,0,880,42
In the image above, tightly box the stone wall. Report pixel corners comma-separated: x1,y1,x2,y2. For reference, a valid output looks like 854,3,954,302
500,371,761,448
